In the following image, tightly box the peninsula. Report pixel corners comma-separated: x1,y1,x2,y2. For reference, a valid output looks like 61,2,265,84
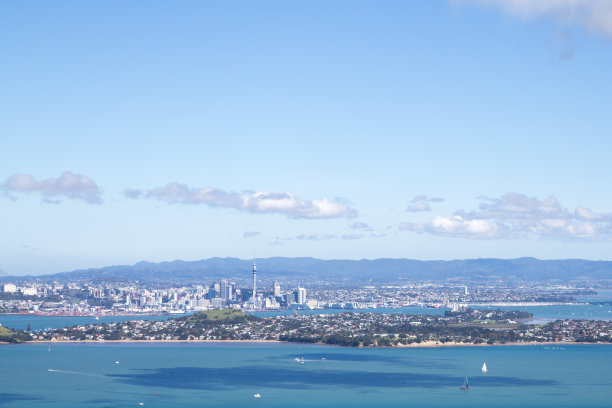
10,309,612,347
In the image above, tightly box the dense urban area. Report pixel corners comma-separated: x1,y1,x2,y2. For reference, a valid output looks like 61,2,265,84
1,267,611,346
0,274,598,316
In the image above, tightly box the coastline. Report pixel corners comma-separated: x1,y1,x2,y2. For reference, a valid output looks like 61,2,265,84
19,339,612,348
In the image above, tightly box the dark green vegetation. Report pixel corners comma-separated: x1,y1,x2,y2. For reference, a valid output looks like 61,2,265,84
279,310,531,347
36,310,261,342
6,257,612,283
178,309,259,323
0,326,32,343
444,308,530,320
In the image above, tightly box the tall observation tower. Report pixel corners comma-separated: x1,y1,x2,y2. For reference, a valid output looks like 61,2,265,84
252,259,257,307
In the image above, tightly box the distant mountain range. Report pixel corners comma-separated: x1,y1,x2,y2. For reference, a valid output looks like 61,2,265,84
5,257,612,284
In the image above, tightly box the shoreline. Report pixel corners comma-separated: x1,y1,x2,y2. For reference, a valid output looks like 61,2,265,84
0,313,167,317
17,339,612,348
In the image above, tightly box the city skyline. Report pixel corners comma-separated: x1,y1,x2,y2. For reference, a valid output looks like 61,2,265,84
2,1,612,275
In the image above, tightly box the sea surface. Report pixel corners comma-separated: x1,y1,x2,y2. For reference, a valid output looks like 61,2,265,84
0,342,610,407
0,315,171,332
573,289,612,303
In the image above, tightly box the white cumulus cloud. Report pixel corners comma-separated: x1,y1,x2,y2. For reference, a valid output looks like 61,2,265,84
401,192,612,240
455,0,612,37
126,183,357,220
400,216,506,239
2,171,103,204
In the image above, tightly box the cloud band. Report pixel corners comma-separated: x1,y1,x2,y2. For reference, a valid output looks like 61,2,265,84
126,183,357,220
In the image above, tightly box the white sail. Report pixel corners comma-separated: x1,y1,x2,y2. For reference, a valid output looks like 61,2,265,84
481,362,487,373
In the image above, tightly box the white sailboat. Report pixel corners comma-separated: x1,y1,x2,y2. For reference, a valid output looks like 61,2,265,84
481,362,487,373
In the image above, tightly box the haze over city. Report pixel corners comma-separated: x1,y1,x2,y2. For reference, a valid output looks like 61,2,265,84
2,0,612,276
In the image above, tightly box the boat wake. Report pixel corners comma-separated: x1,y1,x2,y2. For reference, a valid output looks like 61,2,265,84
47,368,105,377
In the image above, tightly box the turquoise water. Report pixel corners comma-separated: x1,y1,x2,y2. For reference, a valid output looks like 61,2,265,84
475,304,612,323
0,343,610,407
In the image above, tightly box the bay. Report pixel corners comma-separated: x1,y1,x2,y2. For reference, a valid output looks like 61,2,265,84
0,342,610,407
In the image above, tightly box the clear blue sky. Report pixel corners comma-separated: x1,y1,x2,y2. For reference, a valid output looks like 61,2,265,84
2,0,612,275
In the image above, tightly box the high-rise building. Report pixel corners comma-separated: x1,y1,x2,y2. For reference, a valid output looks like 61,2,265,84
252,260,257,306
297,287,306,304
273,282,281,297
225,283,233,302
220,279,228,301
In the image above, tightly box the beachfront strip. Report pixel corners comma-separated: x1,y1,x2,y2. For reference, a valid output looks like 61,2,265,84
13,309,612,346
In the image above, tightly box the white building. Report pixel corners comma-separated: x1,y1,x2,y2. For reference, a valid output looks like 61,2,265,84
2,284,17,293
297,287,307,304
21,287,37,296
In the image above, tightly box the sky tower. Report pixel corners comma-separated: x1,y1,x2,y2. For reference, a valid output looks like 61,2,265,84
252,259,257,307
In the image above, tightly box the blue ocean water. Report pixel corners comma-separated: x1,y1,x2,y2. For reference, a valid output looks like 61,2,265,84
0,342,610,407
475,304,612,323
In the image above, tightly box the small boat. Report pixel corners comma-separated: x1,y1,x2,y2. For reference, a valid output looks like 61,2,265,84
253,393,261,398
460,377,470,391
481,362,487,373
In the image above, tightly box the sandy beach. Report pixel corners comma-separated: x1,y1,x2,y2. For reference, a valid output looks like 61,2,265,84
19,339,611,348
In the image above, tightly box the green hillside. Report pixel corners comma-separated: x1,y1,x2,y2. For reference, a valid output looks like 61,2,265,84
0,326,32,343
